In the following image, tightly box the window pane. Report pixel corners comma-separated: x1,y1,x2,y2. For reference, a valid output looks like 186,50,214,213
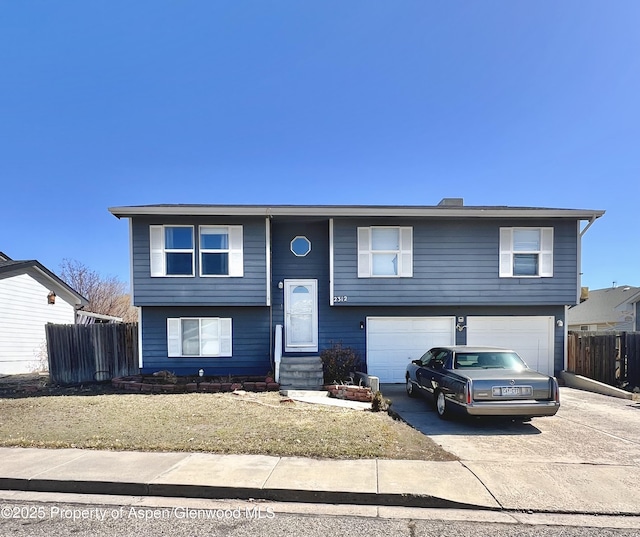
165,227,193,249
371,228,399,251
513,229,540,251
202,253,229,275
201,228,229,249
200,319,220,355
166,252,193,275
181,319,199,356
372,253,398,275
290,314,313,344
514,253,538,276
291,286,312,313
291,236,311,256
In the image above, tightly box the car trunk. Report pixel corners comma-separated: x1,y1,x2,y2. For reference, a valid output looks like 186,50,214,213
464,370,554,402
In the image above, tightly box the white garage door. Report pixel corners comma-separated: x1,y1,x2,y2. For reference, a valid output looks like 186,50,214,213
366,317,456,383
466,316,555,376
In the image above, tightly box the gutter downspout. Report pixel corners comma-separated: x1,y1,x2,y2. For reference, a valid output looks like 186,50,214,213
266,209,274,370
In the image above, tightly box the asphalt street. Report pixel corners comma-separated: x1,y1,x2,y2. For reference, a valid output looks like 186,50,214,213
1,494,639,537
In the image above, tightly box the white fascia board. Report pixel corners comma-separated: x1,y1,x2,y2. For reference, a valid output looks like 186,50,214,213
30,266,87,307
109,205,605,220
622,289,640,305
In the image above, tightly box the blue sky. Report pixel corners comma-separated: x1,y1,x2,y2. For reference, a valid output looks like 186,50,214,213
1,1,638,291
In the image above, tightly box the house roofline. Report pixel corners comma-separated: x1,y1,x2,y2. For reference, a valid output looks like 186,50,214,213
0,260,88,306
109,204,605,220
620,289,640,305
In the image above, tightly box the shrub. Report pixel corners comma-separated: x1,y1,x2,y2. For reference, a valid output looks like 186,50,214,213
371,391,389,412
320,342,362,384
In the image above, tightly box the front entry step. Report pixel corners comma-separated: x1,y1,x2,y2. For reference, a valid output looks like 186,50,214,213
278,355,324,390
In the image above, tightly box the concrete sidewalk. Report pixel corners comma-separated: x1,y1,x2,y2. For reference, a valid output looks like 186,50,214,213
1,446,640,516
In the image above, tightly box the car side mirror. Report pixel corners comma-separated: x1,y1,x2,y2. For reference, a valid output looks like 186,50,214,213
412,359,421,365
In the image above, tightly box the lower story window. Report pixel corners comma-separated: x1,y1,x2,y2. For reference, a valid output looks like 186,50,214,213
167,317,232,357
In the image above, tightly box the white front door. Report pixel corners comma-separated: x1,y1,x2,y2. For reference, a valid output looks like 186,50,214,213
284,279,318,352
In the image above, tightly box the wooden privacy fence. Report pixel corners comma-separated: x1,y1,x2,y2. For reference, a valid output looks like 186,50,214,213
567,331,640,389
46,323,139,385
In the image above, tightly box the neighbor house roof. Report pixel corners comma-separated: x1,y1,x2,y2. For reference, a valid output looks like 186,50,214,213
567,286,639,326
0,258,88,307
109,202,605,220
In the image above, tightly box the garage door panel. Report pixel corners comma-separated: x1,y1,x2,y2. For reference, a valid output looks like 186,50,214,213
367,333,420,350
467,316,554,376
366,317,455,383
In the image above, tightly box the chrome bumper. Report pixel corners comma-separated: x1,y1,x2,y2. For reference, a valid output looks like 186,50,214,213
462,400,560,417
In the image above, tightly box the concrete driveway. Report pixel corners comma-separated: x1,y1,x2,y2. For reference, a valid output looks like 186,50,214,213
382,384,640,466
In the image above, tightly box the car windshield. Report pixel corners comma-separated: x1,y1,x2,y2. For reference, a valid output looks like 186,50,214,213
454,352,527,371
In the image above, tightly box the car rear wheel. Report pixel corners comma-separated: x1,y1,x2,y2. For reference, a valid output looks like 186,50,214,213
406,377,417,398
435,390,449,419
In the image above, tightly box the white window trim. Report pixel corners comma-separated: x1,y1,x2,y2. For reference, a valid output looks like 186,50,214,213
167,317,232,357
290,236,312,257
357,226,413,278
150,225,195,277
499,227,553,278
198,225,244,278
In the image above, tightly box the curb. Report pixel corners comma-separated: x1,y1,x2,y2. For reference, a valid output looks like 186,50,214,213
0,477,489,511
3,477,640,517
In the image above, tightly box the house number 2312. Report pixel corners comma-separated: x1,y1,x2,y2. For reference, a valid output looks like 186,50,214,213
333,296,348,303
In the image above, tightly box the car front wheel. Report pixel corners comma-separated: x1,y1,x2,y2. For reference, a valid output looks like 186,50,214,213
435,390,449,419
406,377,417,398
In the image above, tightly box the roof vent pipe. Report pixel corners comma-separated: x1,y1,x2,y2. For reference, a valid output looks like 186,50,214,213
438,198,464,207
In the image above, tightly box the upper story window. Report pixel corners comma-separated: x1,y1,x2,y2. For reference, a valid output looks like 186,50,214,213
499,227,553,278
150,225,194,277
357,226,413,278
149,224,243,277
200,226,244,277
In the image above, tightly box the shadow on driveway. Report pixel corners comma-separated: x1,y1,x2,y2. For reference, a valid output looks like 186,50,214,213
380,383,542,437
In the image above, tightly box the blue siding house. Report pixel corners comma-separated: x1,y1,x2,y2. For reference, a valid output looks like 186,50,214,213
109,199,604,384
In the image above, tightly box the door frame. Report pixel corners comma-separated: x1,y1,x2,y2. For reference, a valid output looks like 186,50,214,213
284,279,318,353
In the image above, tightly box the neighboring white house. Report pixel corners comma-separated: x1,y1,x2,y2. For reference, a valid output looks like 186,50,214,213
567,285,639,332
0,252,87,374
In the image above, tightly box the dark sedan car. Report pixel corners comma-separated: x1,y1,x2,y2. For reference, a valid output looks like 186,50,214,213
405,346,560,419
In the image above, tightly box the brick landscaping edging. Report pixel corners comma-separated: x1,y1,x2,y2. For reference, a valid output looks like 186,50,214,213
112,376,280,394
323,384,374,403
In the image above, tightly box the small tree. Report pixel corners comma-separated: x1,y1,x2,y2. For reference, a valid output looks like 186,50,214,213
60,259,137,322
320,342,362,384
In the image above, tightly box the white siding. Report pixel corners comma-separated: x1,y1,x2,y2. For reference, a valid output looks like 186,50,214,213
0,273,76,374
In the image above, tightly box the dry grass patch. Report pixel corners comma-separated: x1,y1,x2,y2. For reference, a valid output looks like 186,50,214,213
0,391,455,461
